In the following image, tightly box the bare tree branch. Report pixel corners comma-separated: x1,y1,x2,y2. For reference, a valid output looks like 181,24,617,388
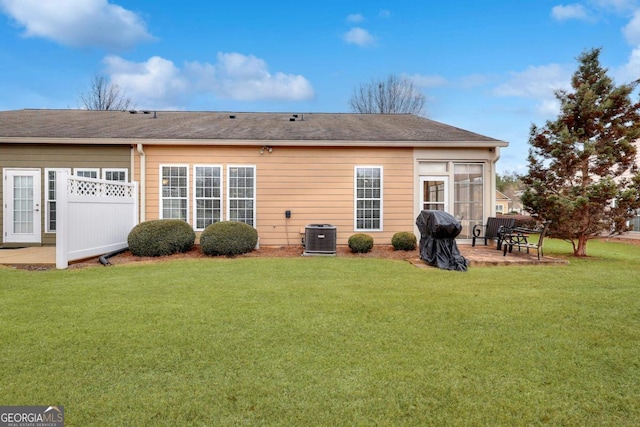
349,74,426,116
78,74,134,111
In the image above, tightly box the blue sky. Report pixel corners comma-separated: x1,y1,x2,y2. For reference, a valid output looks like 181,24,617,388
2,0,640,173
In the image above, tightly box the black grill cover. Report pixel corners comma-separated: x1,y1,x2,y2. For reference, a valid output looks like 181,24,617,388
416,210,468,271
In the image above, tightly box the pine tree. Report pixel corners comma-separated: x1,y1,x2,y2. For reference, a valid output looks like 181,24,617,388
522,48,640,257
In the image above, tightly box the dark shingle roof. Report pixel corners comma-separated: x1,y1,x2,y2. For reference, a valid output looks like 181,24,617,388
0,109,507,146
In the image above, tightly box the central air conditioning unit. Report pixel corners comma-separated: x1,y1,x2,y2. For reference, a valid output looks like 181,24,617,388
303,224,337,256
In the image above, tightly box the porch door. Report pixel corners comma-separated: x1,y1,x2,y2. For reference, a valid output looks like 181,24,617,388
3,169,41,244
420,176,449,212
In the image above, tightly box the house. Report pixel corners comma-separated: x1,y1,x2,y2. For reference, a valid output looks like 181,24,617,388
624,140,640,235
495,190,511,215
1,109,508,248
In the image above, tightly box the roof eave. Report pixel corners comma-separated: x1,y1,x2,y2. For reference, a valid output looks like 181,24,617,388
1,137,509,148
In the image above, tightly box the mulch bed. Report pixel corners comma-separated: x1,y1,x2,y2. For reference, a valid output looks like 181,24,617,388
97,244,419,267
58,235,640,269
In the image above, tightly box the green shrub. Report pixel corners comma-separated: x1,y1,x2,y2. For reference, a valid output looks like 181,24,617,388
128,219,195,257
200,221,258,256
348,233,374,253
391,232,417,251
510,214,539,229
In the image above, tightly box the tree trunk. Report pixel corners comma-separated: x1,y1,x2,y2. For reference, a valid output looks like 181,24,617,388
574,235,589,257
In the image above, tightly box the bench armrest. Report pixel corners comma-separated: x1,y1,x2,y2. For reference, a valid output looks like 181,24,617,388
472,224,485,237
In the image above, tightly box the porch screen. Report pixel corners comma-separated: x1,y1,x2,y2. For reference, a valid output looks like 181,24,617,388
454,163,483,239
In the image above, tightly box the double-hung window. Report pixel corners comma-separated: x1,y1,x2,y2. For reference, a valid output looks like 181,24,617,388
194,165,222,230
103,168,128,182
161,165,188,220
355,166,383,231
227,166,256,226
74,168,99,179
45,168,71,232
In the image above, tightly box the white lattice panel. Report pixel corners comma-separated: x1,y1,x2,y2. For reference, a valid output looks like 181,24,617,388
67,177,135,198
56,172,139,269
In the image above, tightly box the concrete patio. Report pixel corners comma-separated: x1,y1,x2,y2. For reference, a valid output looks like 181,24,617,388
0,246,56,267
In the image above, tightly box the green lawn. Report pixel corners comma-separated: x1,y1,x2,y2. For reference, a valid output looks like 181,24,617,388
1,239,639,426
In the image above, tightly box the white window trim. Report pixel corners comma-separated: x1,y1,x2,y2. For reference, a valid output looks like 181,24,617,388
73,168,100,179
354,165,383,232
419,175,450,212
226,165,256,227
193,164,223,230
44,168,71,233
159,164,190,221
102,168,129,182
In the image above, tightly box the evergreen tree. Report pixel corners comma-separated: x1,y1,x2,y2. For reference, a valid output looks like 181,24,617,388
522,48,640,257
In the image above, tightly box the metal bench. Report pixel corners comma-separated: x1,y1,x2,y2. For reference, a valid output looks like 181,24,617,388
472,216,516,249
502,221,551,260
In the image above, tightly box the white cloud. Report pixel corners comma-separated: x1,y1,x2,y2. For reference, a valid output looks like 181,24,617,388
614,46,640,82
494,64,571,98
378,9,391,18
193,52,315,101
590,0,638,13
103,53,315,109
494,64,571,117
347,13,364,23
0,0,154,50
405,73,448,88
105,56,188,109
551,3,591,21
344,27,375,47
622,10,640,44
536,99,562,116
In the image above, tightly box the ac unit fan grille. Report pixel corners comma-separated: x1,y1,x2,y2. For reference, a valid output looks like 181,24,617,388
304,224,337,255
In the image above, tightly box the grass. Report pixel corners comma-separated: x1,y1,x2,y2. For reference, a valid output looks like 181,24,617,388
1,239,639,426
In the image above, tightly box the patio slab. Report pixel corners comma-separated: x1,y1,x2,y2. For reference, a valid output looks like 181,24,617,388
409,244,569,269
0,246,56,267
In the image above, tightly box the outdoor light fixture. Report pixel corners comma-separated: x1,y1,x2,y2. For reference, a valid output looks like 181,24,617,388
260,145,273,154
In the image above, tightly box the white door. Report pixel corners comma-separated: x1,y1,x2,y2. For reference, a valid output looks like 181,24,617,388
3,169,42,244
420,176,449,212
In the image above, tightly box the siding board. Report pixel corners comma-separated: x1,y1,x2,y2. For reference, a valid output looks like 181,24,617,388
1,144,132,246
141,145,414,245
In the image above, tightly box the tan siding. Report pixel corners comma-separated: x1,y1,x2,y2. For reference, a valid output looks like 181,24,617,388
139,145,414,246
1,144,131,245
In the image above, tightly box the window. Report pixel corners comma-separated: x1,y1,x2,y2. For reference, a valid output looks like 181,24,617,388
194,165,222,230
355,166,383,231
227,166,255,226
630,209,640,233
160,165,188,220
74,168,99,179
45,168,71,232
103,168,128,182
454,163,484,239
421,178,447,211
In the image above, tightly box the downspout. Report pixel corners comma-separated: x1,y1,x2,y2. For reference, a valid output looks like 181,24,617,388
488,146,501,217
136,143,146,222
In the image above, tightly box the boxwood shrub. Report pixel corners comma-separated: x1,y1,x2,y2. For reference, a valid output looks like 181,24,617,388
200,221,258,256
128,219,196,257
391,231,417,251
348,233,374,253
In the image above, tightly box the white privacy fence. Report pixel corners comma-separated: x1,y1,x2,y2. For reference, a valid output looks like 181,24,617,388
56,171,138,269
